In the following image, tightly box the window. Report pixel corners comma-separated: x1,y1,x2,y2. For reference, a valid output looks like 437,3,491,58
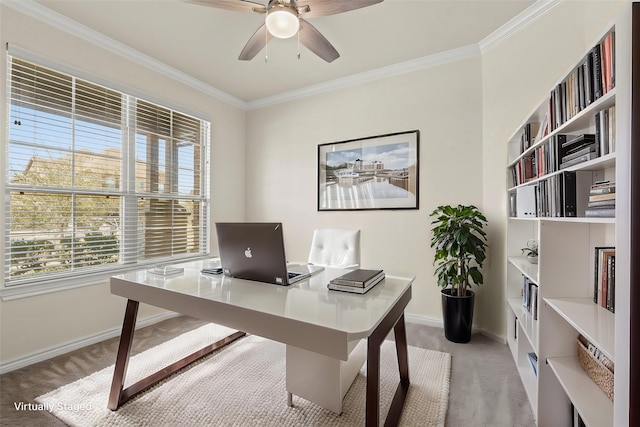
4,56,210,288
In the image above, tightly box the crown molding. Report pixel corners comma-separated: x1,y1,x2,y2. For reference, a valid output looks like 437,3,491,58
479,0,562,52
1,0,249,110
246,44,481,110
3,0,553,111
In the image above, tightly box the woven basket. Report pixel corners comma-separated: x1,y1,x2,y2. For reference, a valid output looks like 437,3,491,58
577,335,614,400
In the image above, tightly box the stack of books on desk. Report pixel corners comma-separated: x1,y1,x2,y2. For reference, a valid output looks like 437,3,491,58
585,181,615,218
328,269,385,294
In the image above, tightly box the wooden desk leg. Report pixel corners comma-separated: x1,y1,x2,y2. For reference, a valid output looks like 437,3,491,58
366,312,410,427
108,299,139,410
366,336,382,426
108,299,246,410
387,314,410,424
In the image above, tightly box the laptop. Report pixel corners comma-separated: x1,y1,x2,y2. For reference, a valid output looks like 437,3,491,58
215,222,323,286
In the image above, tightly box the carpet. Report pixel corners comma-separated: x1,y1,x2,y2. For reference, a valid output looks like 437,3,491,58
36,324,451,426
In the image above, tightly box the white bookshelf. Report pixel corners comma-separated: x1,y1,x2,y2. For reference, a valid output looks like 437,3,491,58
505,7,632,426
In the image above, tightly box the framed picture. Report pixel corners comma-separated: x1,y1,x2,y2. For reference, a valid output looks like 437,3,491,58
317,130,419,211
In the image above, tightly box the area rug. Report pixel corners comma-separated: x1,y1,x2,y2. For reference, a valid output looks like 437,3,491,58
36,324,451,426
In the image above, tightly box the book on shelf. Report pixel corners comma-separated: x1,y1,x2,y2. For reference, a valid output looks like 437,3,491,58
586,181,615,211
594,247,615,312
520,122,540,152
531,170,589,218
521,276,538,319
590,181,616,194
588,199,616,208
516,185,536,218
559,151,598,169
595,105,616,156
585,206,616,217
589,192,616,202
548,29,615,132
561,143,597,164
527,352,538,376
509,192,517,217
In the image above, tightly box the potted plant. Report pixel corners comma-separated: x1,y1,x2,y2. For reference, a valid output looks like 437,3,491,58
430,204,488,343
521,239,538,264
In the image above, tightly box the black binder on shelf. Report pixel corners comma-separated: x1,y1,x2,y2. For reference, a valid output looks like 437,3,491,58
561,171,577,217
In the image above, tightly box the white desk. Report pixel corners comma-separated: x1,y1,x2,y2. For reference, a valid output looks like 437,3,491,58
108,259,413,426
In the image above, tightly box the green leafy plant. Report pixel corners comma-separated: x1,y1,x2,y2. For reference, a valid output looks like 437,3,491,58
429,204,488,296
521,239,538,257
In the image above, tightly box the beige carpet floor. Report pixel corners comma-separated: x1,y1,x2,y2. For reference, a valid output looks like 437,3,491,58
34,324,451,426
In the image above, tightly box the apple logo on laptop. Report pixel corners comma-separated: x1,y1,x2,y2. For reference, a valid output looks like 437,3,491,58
244,247,253,258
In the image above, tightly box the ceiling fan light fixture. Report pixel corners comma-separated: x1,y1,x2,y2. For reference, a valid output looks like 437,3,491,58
265,8,299,39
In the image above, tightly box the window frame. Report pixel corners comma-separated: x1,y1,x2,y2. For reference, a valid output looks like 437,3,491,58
2,53,211,300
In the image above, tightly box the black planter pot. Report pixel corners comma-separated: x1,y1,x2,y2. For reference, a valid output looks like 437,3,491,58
441,289,475,343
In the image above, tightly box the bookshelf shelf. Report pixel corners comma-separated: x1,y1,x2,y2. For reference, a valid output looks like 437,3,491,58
547,356,613,427
504,7,632,425
508,256,539,283
508,297,538,351
544,297,615,360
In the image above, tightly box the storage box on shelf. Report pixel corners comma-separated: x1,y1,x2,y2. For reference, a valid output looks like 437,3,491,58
505,17,628,426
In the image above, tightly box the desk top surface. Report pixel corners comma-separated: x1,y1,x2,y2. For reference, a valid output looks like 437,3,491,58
111,259,414,337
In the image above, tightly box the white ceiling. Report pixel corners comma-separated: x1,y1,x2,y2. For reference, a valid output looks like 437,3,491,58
28,0,537,105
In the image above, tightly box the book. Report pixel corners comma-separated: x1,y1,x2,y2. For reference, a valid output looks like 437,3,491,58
527,352,538,376
588,199,616,208
561,143,597,164
585,207,615,217
327,274,385,294
609,255,616,313
592,44,603,100
530,284,539,320
148,266,185,276
589,192,616,202
594,247,615,305
590,185,616,195
559,152,597,169
516,185,537,218
604,252,616,313
330,269,384,288
561,171,577,217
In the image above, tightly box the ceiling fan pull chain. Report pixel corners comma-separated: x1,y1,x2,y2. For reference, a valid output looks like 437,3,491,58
297,29,301,59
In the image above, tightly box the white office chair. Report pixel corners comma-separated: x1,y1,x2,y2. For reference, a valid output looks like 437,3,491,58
287,228,364,414
307,229,360,269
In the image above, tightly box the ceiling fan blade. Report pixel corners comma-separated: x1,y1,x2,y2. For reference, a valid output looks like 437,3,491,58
297,0,383,18
298,19,339,63
238,24,273,60
184,0,267,13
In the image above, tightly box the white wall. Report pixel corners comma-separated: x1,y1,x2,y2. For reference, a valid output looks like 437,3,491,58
246,57,485,323
0,5,246,365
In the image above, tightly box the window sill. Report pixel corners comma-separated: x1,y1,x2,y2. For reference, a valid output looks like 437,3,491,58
1,255,212,301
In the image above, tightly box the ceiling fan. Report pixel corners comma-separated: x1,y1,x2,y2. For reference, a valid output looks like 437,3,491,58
186,0,383,62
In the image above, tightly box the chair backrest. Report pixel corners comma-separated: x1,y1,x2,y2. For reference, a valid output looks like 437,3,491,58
307,229,361,268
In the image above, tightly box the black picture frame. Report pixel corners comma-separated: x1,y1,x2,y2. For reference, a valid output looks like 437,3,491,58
317,130,419,211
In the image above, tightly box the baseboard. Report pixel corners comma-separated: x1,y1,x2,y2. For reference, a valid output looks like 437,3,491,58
404,313,444,329
479,328,507,345
405,314,507,344
0,311,180,374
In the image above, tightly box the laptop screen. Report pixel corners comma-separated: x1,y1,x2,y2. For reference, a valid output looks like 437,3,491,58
215,222,291,285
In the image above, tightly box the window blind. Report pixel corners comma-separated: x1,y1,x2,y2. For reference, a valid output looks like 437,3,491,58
4,56,210,286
